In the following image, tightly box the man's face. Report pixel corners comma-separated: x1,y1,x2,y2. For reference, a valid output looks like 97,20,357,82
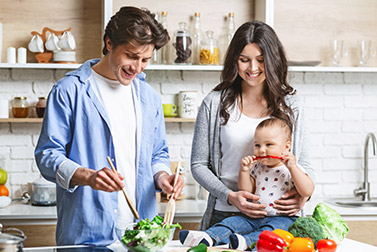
106,38,154,86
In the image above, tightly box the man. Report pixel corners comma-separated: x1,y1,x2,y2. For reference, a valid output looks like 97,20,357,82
35,6,184,246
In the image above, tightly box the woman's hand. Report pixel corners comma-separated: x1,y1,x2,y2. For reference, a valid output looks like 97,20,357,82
228,191,267,218
274,188,309,216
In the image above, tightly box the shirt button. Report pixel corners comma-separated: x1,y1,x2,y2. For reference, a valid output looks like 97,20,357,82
114,209,117,213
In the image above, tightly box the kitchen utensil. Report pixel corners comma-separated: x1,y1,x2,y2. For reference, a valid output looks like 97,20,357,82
12,192,31,204
31,177,56,206
163,104,177,116
330,39,344,66
106,156,139,219
178,91,198,119
115,224,175,252
0,223,26,252
28,34,44,53
58,31,76,50
163,162,181,225
358,40,371,67
45,33,61,52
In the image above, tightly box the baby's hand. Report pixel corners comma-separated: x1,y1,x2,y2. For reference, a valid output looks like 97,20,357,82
282,151,297,169
240,155,255,172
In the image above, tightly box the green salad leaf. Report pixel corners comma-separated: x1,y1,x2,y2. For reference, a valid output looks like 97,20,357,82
121,215,181,252
312,203,349,244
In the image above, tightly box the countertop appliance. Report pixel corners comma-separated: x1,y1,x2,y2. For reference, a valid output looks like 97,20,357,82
31,177,56,206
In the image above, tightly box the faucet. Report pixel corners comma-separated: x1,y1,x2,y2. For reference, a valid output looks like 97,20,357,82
354,132,377,201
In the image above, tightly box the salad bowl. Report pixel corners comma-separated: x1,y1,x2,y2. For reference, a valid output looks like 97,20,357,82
115,215,179,252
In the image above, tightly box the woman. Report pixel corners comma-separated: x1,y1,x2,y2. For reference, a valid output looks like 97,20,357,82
190,20,314,233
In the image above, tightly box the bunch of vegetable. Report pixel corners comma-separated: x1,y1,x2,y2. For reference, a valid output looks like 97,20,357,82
256,229,336,252
121,215,181,252
312,203,349,244
288,217,324,248
254,203,347,251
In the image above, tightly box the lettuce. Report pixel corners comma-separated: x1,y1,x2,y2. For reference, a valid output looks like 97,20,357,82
312,203,349,244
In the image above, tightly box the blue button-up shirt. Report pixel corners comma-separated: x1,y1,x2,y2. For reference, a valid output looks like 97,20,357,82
34,59,171,246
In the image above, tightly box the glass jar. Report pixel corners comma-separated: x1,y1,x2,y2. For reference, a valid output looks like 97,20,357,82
12,97,29,118
200,30,220,65
173,22,192,64
36,97,47,118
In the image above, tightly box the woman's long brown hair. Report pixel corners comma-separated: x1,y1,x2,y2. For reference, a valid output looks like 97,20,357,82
214,21,296,130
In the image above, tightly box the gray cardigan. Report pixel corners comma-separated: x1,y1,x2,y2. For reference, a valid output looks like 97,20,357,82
190,90,314,230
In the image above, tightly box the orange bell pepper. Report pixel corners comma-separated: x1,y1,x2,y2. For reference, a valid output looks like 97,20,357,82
272,229,294,246
287,237,315,252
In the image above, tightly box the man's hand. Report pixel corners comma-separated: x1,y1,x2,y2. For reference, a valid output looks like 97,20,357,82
70,167,124,192
274,188,309,216
154,171,184,200
228,191,267,218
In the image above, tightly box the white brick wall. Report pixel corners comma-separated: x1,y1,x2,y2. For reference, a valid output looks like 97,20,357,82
1,68,377,200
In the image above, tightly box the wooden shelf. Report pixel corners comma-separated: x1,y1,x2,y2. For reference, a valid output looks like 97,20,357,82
0,118,195,123
0,118,43,123
164,117,195,123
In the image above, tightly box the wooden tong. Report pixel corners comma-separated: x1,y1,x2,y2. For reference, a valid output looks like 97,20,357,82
107,156,139,219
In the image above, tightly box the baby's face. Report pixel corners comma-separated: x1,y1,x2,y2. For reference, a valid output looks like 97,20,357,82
253,125,289,167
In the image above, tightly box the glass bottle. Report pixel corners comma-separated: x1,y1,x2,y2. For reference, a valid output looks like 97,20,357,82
150,12,162,64
227,12,235,46
12,96,29,118
160,11,168,64
173,22,192,64
36,96,47,118
192,12,202,65
200,30,220,65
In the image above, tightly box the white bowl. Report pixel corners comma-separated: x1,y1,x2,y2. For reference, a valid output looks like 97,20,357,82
115,224,175,252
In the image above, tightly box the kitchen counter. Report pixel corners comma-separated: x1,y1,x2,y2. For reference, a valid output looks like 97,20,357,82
2,197,377,225
0,200,207,225
23,239,377,251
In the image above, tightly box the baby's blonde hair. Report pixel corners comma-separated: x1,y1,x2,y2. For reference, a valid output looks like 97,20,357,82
256,118,292,141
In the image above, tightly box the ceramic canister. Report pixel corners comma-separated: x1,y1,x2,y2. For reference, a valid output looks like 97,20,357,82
178,91,198,118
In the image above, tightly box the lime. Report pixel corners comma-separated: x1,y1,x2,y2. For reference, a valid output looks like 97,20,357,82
0,168,8,185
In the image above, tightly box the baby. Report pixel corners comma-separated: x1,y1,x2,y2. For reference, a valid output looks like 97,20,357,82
179,118,314,250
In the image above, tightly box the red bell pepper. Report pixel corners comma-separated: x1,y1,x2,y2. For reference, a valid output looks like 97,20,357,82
256,230,287,252
253,155,284,160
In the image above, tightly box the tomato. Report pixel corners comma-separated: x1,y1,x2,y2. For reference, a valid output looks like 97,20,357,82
317,239,337,252
287,237,315,252
272,229,294,245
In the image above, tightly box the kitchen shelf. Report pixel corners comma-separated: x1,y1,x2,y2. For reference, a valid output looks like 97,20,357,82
0,118,195,123
1,63,377,72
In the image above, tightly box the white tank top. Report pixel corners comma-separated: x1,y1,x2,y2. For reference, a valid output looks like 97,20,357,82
217,102,268,211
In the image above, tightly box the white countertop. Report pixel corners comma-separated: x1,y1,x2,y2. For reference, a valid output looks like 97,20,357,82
1,197,377,225
0,200,207,225
23,239,377,251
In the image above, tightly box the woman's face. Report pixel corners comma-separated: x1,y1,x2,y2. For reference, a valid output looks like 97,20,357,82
237,43,266,88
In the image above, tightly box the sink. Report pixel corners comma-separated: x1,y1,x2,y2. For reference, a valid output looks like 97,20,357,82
327,199,377,208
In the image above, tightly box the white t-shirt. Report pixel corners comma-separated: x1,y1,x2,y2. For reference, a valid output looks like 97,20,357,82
251,163,295,216
217,102,268,212
91,70,136,226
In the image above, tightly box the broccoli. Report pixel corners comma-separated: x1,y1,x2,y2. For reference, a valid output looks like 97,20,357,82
288,217,324,248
